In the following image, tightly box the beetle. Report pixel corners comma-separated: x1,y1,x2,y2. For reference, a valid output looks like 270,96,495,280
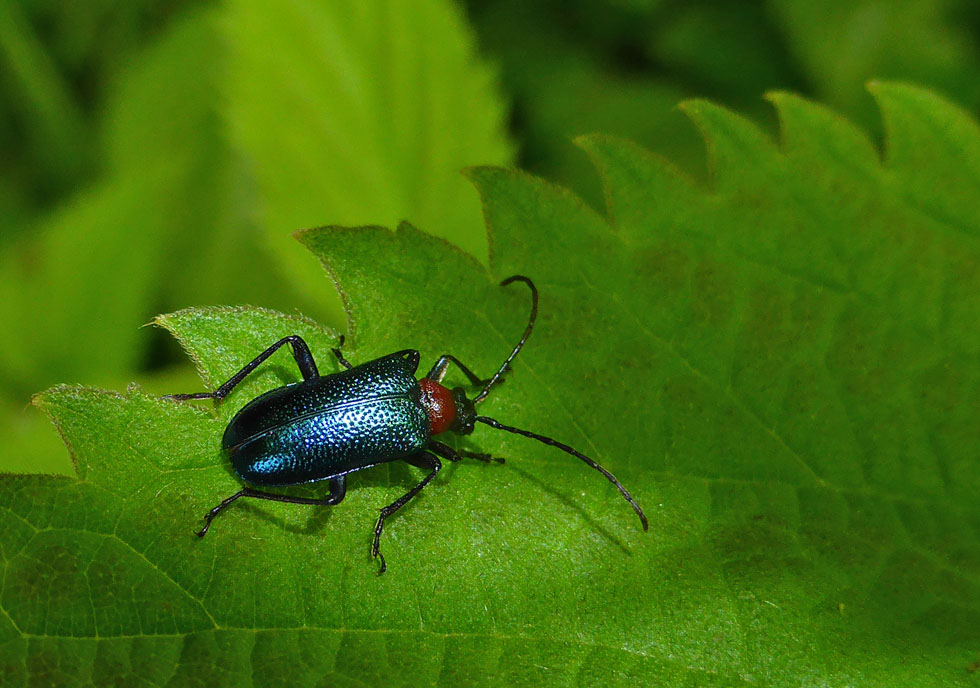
168,276,647,572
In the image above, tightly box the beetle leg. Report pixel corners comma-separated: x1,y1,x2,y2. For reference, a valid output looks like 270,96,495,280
425,354,489,386
331,335,353,370
428,440,505,464
166,335,320,401
196,479,346,536
372,453,441,574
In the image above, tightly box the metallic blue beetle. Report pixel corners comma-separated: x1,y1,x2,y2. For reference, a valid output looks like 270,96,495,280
169,276,647,572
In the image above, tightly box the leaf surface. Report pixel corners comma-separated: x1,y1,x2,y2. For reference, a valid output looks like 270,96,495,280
7,84,980,685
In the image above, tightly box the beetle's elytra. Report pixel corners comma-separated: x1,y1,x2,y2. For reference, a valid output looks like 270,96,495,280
168,276,647,573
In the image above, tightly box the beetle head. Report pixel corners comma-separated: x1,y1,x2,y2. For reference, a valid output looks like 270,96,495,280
450,387,477,435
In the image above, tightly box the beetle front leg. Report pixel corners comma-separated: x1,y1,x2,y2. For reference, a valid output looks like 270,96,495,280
196,478,347,536
331,334,353,369
166,335,320,402
428,440,505,464
372,452,441,574
425,354,491,386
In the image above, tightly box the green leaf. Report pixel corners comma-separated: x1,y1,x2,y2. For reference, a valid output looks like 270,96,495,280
649,2,797,104
223,0,514,322
0,0,88,194
471,2,705,207
0,169,171,393
768,0,980,130
10,83,980,685
100,8,305,318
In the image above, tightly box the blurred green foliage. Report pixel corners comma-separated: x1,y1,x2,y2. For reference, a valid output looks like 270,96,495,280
1,0,979,473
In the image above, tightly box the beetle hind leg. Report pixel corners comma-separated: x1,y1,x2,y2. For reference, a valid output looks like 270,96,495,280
196,478,347,536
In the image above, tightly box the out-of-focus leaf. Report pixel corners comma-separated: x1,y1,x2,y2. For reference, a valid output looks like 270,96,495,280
0,0,193,222
649,2,801,103
0,169,172,393
7,84,980,685
0,10,302,397
99,8,300,316
223,0,514,323
0,0,87,195
472,1,704,206
0,9,300,477
768,0,980,130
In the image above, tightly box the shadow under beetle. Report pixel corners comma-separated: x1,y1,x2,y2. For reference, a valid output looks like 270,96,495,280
168,276,648,573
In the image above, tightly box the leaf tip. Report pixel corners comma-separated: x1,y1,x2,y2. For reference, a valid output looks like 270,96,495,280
865,79,948,102
30,383,87,411
460,165,505,187
676,97,723,122
762,89,793,106
148,313,171,331
571,132,607,155
29,387,55,413
291,226,315,244
29,384,93,479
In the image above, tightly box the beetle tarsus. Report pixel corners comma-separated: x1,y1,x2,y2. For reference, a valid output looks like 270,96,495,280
426,354,486,386
194,482,347,539
165,392,219,402
459,450,504,464
195,488,248,537
372,514,388,574
332,349,353,369
332,335,353,369
428,441,505,464
476,363,512,388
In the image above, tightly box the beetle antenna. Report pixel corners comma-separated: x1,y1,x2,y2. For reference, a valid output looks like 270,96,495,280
475,416,648,530
474,275,538,404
